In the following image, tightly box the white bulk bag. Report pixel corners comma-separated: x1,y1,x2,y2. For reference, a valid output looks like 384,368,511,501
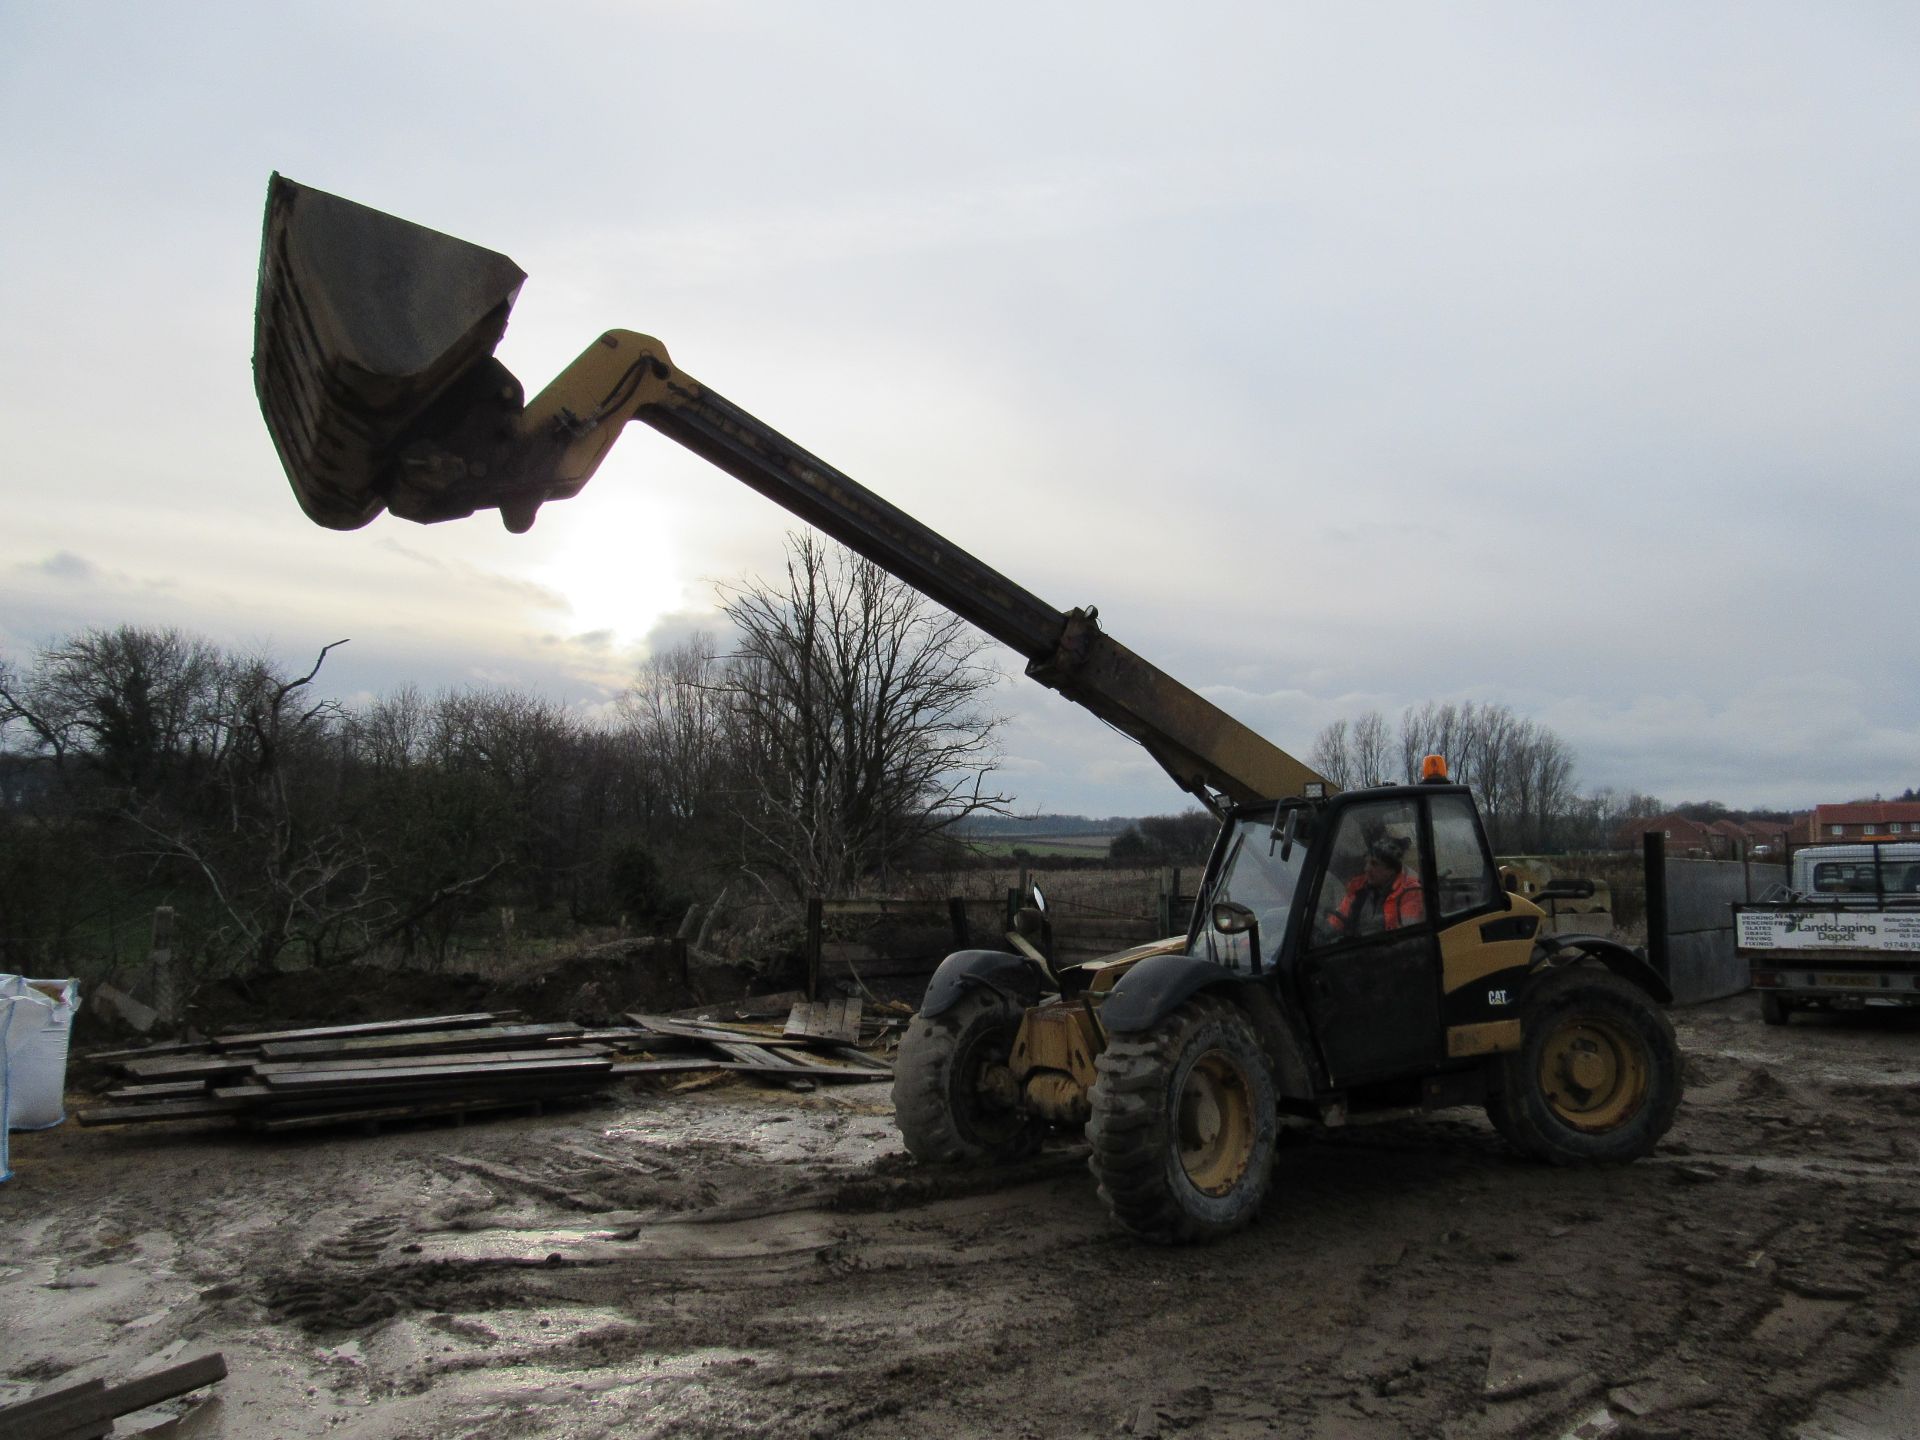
0,998,16,1180
0,977,80,1130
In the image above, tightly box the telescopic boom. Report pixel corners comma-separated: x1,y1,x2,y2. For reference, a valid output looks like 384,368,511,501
253,175,1331,811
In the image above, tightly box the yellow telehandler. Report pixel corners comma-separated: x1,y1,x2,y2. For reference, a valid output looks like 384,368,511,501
253,176,1681,1242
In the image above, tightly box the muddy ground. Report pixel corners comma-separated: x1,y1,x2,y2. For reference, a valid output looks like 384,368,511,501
5,995,1919,1440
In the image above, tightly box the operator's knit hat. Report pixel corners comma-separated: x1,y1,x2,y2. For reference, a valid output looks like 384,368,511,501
1368,836,1410,869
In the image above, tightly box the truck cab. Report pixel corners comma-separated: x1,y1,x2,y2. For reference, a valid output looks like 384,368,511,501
1787,843,1920,904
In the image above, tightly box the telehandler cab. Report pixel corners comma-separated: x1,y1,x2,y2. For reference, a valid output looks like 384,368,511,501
251,176,1681,1243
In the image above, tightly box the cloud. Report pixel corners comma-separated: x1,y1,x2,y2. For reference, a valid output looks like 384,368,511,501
5,4,1919,817
21,551,96,582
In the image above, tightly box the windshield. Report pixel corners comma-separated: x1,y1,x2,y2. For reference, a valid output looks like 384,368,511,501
1193,808,1311,972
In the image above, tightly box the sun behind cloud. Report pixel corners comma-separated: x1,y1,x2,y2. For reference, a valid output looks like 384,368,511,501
526,488,689,648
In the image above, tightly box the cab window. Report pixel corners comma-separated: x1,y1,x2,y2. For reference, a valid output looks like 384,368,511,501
1195,808,1310,971
1430,794,1501,920
1312,799,1426,945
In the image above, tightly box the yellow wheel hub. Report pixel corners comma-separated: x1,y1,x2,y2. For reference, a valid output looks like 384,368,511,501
1176,1050,1256,1196
1539,1017,1648,1131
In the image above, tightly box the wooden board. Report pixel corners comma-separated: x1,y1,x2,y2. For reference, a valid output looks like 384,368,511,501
250,1046,607,1076
258,1056,612,1091
0,1354,225,1438
118,1056,256,1083
784,998,863,1044
209,1012,511,1050
257,1022,583,1060
75,1096,248,1126
625,1013,819,1048
667,990,807,1022
102,1080,209,1102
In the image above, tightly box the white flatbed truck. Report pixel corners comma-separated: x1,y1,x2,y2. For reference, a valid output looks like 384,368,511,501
1735,843,1920,1025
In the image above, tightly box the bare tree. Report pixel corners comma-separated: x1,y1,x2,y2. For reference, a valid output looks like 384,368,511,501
118,641,375,976
1351,710,1394,788
1325,697,1603,852
716,531,1009,895
427,688,581,910
618,636,729,829
1310,717,1354,790
349,685,432,775
0,625,224,798
1312,709,1392,789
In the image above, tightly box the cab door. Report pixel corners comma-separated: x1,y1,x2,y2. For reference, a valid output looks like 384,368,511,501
1296,797,1445,1087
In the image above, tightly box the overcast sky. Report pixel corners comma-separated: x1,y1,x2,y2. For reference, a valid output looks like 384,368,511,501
3,4,1915,817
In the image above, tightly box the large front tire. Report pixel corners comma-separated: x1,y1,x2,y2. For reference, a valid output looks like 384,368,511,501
1086,995,1277,1244
893,988,1040,1165
1487,968,1681,1165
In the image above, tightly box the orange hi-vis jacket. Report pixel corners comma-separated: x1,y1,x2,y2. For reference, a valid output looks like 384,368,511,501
1327,870,1426,935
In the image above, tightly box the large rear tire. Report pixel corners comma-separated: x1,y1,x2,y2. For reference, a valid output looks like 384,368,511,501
893,988,1041,1165
1487,968,1681,1165
1086,995,1277,1244
1760,991,1792,1026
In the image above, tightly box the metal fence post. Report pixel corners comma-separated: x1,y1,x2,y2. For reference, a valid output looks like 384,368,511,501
805,897,824,1002
1642,832,1668,982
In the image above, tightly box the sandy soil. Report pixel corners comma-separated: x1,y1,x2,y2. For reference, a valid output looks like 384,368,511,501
5,995,1919,1439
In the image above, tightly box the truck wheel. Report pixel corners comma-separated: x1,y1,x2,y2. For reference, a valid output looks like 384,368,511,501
1086,995,1277,1244
1487,969,1681,1166
893,988,1040,1165
1759,991,1792,1026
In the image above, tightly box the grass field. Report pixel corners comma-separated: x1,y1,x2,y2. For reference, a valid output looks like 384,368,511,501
959,834,1118,859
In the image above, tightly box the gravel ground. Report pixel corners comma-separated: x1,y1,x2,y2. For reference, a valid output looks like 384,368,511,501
4,993,1919,1439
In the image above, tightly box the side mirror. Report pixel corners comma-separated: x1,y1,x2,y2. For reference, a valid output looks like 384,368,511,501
1211,901,1256,935
1030,884,1048,914
1210,901,1263,975
1270,805,1299,861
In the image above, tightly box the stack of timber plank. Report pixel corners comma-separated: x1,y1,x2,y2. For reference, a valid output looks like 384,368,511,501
78,1001,900,1133
80,1012,620,1132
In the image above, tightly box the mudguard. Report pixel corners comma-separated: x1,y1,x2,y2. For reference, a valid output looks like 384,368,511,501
1098,952,1244,1034
919,949,1048,1020
1533,934,1673,1005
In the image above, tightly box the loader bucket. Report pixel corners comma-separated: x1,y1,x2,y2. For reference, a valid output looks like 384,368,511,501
252,174,528,529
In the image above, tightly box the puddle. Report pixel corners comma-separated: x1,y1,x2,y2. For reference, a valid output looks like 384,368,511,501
603,1098,898,1167
409,1207,841,1267
407,1226,629,1265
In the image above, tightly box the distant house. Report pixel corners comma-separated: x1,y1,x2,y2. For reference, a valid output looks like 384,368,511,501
1619,813,1793,860
1741,819,1795,859
1620,813,1719,858
1807,801,1920,843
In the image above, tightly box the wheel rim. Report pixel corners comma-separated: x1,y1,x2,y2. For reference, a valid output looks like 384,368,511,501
954,1021,1024,1145
1176,1048,1257,1196
1538,1016,1648,1131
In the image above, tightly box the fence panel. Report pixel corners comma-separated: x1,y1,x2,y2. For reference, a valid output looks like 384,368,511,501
1647,837,1785,1003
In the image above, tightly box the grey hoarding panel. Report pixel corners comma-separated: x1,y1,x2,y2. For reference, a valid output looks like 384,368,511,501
1664,859,1785,935
1666,930,1748,1004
